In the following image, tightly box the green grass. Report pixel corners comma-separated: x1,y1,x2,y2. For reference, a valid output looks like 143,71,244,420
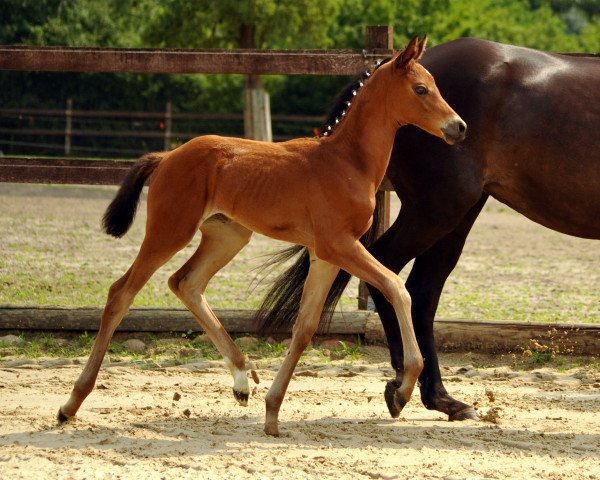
0,331,97,359
0,331,364,366
436,278,599,324
1,184,598,324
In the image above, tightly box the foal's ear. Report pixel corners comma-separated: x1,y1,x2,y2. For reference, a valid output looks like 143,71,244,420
394,35,427,70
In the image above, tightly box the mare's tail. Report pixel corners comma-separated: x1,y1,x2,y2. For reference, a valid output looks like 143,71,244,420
102,152,165,238
253,198,384,336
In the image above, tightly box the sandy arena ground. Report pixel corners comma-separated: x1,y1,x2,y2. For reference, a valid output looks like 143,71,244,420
1,183,599,479
1,348,599,480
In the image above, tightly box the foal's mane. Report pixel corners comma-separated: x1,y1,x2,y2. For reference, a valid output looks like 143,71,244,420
318,57,392,138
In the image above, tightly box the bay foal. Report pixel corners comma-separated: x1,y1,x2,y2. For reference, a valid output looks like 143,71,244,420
58,36,466,436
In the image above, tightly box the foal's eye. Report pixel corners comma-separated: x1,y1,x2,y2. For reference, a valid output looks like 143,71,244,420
413,84,428,96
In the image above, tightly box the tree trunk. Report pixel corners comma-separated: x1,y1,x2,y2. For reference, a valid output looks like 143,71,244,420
239,23,261,89
239,23,271,141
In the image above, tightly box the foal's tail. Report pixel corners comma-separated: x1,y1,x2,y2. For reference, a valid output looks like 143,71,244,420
102,152,165,238
252,198,384,336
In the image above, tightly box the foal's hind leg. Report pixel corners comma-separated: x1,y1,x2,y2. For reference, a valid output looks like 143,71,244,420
264,251,339,436
168,217,255,405
58,234,191,422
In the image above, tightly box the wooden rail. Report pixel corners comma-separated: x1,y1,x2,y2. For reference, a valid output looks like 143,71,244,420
1,306,598,355
0,108,322,146
1,27,597,350
0,46,392,75
0,26,394,314
0,156,133,185
0,155,394,190
0,306,368,335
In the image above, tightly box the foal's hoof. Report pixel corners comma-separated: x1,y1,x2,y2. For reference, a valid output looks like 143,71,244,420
264,422,280,437
57,408,71,424
384,380,405,418
233,388,249,406
449,406,479,421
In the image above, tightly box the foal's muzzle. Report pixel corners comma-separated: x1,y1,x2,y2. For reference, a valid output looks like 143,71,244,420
441,118,467,144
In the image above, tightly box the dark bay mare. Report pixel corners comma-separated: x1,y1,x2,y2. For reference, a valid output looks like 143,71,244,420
255,37,600,421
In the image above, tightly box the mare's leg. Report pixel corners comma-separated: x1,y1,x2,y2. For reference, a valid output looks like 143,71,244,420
264,251,339,436
370,196,488,419
168,217,255,405
58,229,195,422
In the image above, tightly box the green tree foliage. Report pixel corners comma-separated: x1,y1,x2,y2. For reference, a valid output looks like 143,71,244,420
1,0,599,154
143,0,340,49
0,0,152,46
141,0,344,115
416,0,600,51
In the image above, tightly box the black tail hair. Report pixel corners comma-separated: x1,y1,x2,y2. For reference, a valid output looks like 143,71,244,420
253,197,384,336
102,152,164,238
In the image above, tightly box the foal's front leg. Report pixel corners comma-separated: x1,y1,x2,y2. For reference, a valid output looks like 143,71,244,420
264,252,339,436
321,239,424,415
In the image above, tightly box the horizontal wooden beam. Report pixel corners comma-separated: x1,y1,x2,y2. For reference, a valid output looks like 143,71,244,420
0,46,392,75
0,157,133,185
0,128,166,138
0,156,395,189
364,316,600,355
0,306,368,336
1,306,598,354
437,320,600,356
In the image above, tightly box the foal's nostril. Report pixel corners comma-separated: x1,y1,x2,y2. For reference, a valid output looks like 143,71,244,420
441,119,467,143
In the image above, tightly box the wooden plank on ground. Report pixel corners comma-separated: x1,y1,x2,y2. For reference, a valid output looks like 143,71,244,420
363,315,600,355
433,319,600,355
1,306,598,354
0,306,369,335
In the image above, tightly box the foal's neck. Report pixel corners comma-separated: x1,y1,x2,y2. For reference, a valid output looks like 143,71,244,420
321,68,400,187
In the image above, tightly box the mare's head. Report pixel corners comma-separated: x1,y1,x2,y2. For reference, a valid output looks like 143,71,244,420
381,36,466,144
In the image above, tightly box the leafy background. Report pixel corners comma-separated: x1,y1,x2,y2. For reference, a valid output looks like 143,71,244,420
1,0,599,154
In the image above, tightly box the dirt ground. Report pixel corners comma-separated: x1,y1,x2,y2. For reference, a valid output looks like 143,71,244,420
1,348,599,480
1,184,599,479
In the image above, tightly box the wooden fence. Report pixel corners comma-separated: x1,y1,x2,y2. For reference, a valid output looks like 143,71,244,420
0,26,393,307
1,26,598,353
0,26,393,327
0,25,394,229
0,104,323,154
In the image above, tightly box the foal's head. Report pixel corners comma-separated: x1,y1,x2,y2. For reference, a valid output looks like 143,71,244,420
380,36,466,144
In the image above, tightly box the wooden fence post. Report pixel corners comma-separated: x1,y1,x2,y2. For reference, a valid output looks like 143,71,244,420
244,87,273,141
64,98,72,155
358,26,393,310
164,101,172,150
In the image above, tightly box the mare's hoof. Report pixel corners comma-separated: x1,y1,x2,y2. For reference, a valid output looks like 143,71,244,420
384,380,405,418
57,408,71,424
233,388,249,406
449,406,479,421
